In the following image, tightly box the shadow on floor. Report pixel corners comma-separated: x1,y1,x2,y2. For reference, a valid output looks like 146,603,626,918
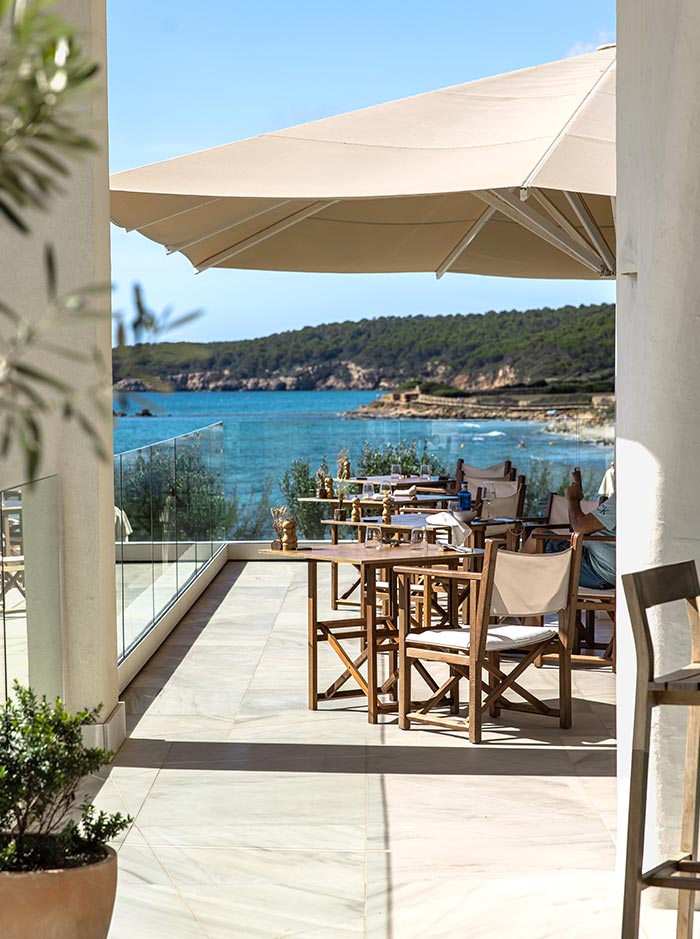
114,735,615,776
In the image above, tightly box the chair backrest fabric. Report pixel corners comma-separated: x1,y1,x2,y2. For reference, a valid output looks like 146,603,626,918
465,478,518,499
481,489,521,518
548,493,599,525
461,461,511,478
491,547,573,617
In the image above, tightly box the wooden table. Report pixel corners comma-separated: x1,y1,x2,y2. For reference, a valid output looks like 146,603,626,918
260,542,475,723
321,514,452,610
299,492,454,510
336,474,453,489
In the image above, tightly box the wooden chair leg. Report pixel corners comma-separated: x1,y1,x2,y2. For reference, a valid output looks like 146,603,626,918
398,647,411,730
558,638,572,729
468,659,482,744
676,706,700,939
488,652,501,717
610,612,617,673
621,699,654,939
450,666,460,715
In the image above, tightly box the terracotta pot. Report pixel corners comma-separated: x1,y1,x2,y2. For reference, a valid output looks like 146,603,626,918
0,846,117,939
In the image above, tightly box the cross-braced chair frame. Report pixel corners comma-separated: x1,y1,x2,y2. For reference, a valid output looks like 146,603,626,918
396,535,582,744
621,560,700,939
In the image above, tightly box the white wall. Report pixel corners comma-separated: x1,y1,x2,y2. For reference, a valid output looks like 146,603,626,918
617,0,700,897
0,1,118,730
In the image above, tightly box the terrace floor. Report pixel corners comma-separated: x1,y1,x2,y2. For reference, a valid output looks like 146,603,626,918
96,561,685,938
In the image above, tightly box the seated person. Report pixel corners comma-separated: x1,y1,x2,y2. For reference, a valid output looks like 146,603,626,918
523,481,616,590
598,460,615,504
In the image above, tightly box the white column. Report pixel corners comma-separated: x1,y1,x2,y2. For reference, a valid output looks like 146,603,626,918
0,1,122,745
617,0,700,899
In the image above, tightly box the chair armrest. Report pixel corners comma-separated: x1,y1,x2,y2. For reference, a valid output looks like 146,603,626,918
529,528,572,540
394,566,481,580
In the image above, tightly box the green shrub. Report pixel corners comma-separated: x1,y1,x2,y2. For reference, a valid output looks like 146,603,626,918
228,479,275,539
356,440,447,477
0,685,130,872
279,457,328,538
524,459,599,516
119,440,236,541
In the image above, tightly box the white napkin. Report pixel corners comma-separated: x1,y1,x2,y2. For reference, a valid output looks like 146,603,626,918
425,511,471,547
394,486,417,498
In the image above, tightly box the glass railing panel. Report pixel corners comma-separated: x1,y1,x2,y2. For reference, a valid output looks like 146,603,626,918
1,476,61,700
114,422,226,664
1,486,26,693
196,423,216,566
173,429,204,589
210,422,227,553
114,454,126,662
119,446,156,654
149,438,179,634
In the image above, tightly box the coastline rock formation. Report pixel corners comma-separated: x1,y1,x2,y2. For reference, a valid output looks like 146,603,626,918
112,302,615,395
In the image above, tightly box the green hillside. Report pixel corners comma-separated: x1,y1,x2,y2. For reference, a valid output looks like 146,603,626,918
112,302,615,391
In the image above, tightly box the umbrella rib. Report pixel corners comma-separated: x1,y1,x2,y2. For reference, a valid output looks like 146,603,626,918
521,54,616,193
165,200,290,254
527,189,600,256
473,189,607,275
562,191,616,273
194,200,340,273
435,206,496,279
127,197,225,233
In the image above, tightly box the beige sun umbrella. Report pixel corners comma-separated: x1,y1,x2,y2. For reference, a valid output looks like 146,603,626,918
110,46,616,280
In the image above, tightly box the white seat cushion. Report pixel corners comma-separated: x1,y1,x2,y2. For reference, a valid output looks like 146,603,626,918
406,622,557,652
578,587,615,598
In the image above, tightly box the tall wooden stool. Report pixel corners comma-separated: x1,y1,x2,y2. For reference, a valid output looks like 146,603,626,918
621,560,700,938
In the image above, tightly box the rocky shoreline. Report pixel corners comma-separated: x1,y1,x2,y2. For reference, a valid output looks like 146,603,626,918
344,392,615,444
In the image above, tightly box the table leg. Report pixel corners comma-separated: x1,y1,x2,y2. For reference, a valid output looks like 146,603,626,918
387,568,398,702
365,564,378,724
330,525,339,610
308,560,318,710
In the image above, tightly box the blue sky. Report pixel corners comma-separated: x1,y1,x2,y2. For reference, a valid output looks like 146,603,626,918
107,1,616,343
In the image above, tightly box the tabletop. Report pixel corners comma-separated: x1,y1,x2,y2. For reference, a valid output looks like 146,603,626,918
336,475,450,486
260,541,456,566
321,513,445,530
299,492,452,507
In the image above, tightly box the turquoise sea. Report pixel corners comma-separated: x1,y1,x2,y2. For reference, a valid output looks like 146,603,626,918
113,390,614,501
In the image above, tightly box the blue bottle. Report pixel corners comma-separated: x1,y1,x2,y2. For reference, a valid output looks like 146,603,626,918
457,482,472,511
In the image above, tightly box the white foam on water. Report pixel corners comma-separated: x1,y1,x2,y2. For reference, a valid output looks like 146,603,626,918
483,430,506,437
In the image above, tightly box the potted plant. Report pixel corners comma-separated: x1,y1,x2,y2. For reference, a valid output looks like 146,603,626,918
333,485,348,521
0,684,131,939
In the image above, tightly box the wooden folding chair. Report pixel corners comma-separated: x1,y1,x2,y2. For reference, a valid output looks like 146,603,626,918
397,535,582,743
460,460,514,480
621,560,700,938
529,529,616,669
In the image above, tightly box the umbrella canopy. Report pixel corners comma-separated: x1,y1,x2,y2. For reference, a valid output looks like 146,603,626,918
110,46,615,280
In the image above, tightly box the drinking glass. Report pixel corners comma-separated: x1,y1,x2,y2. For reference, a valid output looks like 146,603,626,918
365,525,382,549
410,527,427,550
390,463,401,479
420,463,431,479
482,482,497,516
362,482,376,500
379,481,392,497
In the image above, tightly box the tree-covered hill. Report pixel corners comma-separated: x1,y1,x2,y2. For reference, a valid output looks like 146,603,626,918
112,302,615,392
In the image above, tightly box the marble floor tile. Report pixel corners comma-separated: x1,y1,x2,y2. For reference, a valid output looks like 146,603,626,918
105,559,628,938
